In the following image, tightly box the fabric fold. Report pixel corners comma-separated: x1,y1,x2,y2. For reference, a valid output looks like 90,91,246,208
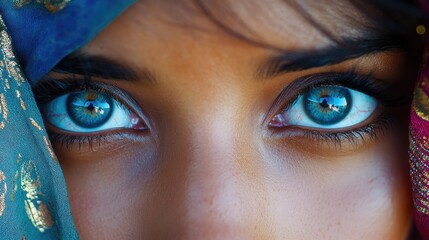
0,0,136,84
0,14,78,239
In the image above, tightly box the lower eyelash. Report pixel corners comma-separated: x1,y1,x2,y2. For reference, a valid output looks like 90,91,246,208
51,110,392,151
302,112,394,148
47,130,127,151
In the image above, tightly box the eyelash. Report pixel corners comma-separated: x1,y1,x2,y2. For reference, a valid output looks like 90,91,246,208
48,130,129,151
33,78,144,150
268,72,405,147
295,113,393,148
33,77,133,107
33,72,405,150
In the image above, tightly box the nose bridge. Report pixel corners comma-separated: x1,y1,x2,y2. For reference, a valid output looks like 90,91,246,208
185,108,246,217
184,123,254,239
165,95,263,238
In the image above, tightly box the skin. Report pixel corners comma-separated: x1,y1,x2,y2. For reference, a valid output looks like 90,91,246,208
42,0,419,239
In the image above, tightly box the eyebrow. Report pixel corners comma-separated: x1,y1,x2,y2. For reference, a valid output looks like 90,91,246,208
258,37,407,79
52,53,157,84
53,36,406,84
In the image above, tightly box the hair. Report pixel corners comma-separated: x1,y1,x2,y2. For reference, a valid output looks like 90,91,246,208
190,0,426,60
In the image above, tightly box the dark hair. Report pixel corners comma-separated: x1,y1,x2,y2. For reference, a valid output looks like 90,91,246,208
191,0,425,60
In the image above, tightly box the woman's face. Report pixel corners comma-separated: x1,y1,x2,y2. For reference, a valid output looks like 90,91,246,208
37,0,417,239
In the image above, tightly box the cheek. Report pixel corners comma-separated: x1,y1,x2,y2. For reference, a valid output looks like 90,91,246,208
263,139,412,239
55,131,412,239
55,139,157,239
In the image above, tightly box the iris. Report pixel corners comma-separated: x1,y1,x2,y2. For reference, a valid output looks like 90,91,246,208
304,86,351,125
43,87,145,133
66,91,113,128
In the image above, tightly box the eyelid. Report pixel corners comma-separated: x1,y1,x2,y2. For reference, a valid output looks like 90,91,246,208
264,71,403,126
33,78,152,131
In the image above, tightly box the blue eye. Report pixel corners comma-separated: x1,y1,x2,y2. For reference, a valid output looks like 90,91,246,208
67,91,113,128
44,90,146,133
270,86,377,129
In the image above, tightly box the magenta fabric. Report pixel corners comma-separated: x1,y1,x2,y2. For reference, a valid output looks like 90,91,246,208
411,2,429,237
411,47,429,239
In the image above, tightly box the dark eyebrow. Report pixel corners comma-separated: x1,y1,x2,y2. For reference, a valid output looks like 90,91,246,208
258,37,407,79
52,53,157,84
54,37,405,83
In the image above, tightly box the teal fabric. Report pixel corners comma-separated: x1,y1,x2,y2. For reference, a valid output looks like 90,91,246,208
0,1,135,239
0,15,78,239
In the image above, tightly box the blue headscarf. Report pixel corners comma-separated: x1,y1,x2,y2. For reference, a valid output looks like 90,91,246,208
0,0,136,84
0,1,135,239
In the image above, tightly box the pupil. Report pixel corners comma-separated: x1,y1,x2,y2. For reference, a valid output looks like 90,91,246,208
320,97,329,109
86,101,95,112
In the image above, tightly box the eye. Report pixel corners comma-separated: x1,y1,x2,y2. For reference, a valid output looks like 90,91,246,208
43,90,147,133
269,86,377,129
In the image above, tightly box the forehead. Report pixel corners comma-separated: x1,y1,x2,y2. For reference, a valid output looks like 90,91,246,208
89,0,373,52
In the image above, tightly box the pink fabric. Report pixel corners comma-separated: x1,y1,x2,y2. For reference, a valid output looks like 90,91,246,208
411,2,429,237
411,47,429,239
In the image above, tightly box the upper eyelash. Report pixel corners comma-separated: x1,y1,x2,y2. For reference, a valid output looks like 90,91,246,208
266,72,402,146
34,77,118,104
33,78,148,149
35,72,398,149
33,77,141,116
266,71,407,122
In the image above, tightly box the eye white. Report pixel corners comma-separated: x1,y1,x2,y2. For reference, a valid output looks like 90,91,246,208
44,93,134,133
270,88,377,129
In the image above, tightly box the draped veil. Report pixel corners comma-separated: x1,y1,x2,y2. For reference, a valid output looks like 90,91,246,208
0,1,428,239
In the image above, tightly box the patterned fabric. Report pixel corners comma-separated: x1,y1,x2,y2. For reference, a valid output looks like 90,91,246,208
411,47,429,239
411,1,429,239
0,16,78,239
0,1,135,239
0,0,428,239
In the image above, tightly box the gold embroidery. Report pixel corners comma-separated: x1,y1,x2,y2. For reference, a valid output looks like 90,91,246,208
43,136,57,162
417,25,426,36
0,45,8,91
21,161,41,203
11,155,22,201
10,170,18,201
410,128,429,215
13,0,70,12
21,161,54,232
13,0,31,8
0,61,10,90
0,94,8,129
0,30,26,87
30,118,43,131
16,90,26,110
17,153,22,164
24,200,54,232
0,171,6,217
415,86,429,121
